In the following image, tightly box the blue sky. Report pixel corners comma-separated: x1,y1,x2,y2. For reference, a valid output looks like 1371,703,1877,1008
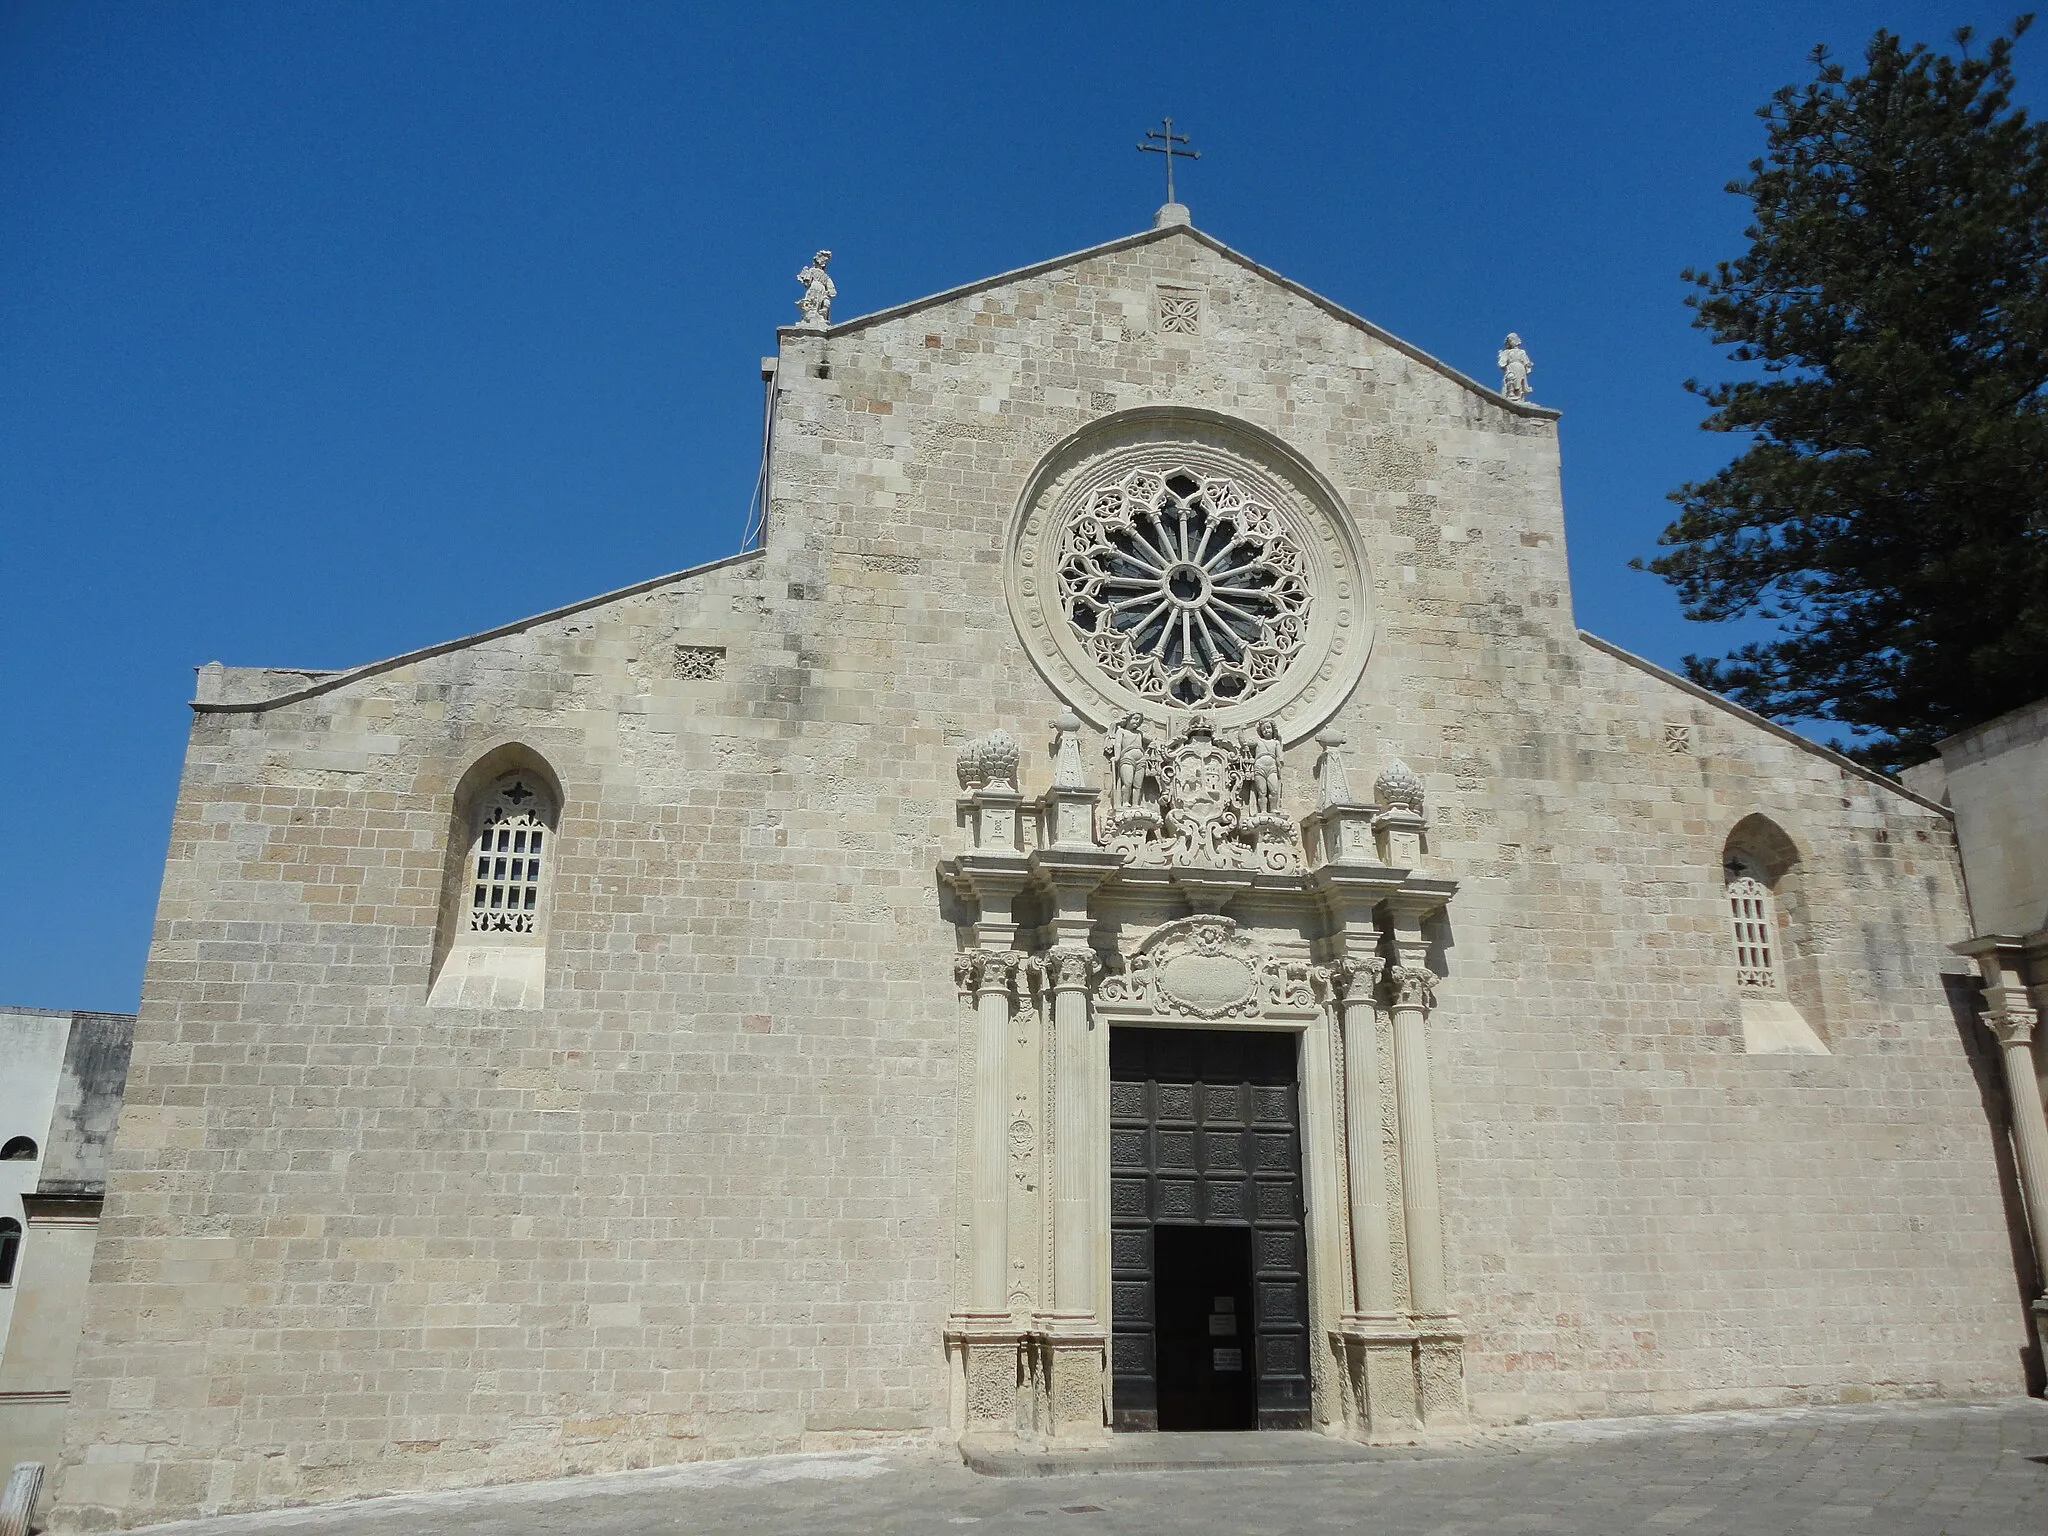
2,3,2036,1012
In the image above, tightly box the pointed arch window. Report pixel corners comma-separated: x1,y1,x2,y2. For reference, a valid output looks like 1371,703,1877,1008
1720,825,1828,1055
429,759,561,1009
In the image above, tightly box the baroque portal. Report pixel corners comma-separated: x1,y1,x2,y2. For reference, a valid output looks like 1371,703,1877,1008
946,415,1458,1447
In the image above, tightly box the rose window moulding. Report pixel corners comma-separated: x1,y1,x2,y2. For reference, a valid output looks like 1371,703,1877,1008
1006,409,1375,748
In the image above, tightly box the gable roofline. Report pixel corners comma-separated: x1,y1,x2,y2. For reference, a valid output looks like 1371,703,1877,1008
784,221,1561,422
1577,629,1949,816
191,548,767,716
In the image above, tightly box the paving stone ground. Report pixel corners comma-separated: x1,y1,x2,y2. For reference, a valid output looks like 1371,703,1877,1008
112,1399,2048,1536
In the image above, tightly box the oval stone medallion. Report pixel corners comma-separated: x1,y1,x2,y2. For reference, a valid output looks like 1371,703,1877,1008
1156,952,1257,1016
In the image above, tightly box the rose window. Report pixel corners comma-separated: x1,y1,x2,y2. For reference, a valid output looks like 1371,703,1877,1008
1057,467,1312,707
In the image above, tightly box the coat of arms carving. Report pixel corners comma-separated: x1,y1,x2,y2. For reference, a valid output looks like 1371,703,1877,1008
1100,712,1299,872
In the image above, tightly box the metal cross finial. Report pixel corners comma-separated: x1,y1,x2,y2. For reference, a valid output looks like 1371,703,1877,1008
1138,117,1199,205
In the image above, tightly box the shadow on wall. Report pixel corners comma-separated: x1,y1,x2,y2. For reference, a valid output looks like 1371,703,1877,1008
1946,969,2046,1396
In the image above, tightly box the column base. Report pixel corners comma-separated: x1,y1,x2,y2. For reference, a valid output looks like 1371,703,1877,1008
1332,1314,1467,1438
1033,1319,1110,1443
946,1315,1028,1436
1415,1316,1469,1428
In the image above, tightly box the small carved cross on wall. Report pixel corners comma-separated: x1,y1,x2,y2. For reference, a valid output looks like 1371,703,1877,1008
502,781,534,804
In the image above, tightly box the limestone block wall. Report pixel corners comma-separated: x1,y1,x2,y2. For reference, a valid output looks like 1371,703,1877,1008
54,224,2033,1527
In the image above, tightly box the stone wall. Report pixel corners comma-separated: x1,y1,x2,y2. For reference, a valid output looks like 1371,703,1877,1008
53,224,2030,1527
1904,698,2048,939
1,1008,135,1523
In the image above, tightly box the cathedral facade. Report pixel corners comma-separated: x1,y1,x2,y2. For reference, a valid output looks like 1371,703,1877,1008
52,214,2035,1526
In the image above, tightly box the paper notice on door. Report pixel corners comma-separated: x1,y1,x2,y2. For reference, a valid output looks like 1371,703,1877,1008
1212,1296,1235,1312
1207,1315,1237,1336
1212,1348,1244,1372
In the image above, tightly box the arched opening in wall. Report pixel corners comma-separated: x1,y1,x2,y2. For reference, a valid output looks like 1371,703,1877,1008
1722,814,1829,1055
0,1218,20,1286
427,745,564,1010
0,1137,36,1161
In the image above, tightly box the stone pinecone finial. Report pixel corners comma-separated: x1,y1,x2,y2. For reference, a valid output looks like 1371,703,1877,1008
1375,758,1425,814
956,739,987,791
980,729,1019,791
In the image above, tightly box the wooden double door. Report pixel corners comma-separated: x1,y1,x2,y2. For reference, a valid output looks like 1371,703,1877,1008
1108,1027,1311,1430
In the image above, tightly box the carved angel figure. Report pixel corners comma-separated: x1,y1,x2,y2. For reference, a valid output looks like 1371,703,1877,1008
1248,719,1284,815
796,250,836,326
1105,712,1152,810
1496,332,1532,402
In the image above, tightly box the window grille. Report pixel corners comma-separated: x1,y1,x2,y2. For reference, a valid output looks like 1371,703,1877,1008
1726,874,1779,993
468,778,550,934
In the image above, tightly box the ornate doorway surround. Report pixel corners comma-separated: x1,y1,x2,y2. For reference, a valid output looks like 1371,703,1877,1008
940,710,1462,1444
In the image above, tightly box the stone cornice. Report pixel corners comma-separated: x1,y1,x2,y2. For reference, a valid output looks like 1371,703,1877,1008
1578,630,1949,817
192,549,769,715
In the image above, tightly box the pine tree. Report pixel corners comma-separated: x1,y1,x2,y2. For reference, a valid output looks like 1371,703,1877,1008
1642,19,2048,773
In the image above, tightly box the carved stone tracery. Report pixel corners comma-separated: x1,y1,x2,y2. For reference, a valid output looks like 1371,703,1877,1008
1058,465,1311,710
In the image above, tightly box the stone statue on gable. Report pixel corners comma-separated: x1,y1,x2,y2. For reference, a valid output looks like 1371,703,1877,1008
1497,332,1532,403
796,250,836,327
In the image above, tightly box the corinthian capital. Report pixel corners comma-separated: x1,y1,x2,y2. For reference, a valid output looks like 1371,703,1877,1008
1046,945,1102,992
1986,1005,2038,1047
1322,954,1386,1003
958,950,1021,998
1387,961,1437,1012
